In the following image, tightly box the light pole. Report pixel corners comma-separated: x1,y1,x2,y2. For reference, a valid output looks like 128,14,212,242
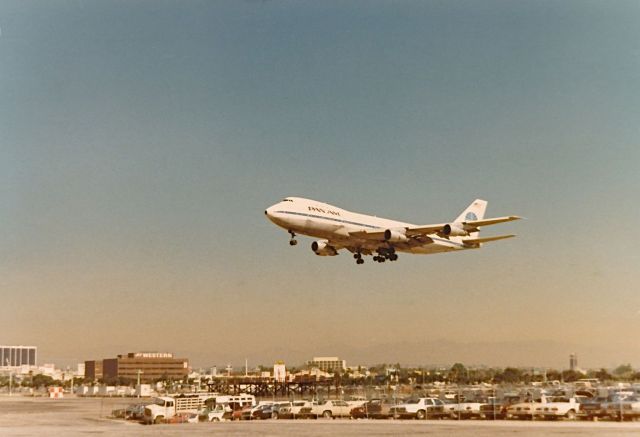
5,359,12,397
136,370,144,398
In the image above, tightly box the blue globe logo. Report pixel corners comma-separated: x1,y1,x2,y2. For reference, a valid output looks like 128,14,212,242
465,212,478,221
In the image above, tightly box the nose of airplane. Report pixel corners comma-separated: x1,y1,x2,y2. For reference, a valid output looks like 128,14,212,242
264,205,275,219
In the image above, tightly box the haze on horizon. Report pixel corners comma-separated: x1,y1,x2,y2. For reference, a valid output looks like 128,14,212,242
1,1,639,370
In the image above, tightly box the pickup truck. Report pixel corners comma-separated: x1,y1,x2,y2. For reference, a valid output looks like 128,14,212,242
389,397,447,420
144,397,182,424
311,400,352,418
144,394,213,424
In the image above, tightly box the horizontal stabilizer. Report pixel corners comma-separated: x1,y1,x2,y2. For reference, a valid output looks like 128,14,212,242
465,216,522,227
463,234,516,246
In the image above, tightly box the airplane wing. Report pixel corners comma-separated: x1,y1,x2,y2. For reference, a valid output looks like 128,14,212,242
462,234,515,246
348,230,387,240
405,224,448,236
407,216,521,236
348,216,521,240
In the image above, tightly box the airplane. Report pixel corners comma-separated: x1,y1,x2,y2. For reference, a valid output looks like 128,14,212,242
265,197,520,264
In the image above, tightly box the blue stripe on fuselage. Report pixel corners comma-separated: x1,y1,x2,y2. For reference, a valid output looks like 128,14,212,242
274,210,380,229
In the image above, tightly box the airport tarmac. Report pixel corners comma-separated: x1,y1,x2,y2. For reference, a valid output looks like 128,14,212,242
1,396,640,436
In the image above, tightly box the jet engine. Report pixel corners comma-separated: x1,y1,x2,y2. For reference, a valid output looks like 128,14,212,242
384,229,409,243
311,240,338,256
442,223,469,237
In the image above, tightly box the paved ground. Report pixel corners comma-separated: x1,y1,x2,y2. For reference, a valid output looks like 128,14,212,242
1,396,639,436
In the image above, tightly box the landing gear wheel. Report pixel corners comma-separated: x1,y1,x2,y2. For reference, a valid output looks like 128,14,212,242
354,251,364,264
288,230,297,246
390,254,398,261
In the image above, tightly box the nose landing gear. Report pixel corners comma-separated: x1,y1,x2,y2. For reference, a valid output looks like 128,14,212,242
288,230,298,246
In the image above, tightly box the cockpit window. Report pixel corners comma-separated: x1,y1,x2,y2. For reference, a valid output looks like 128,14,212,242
281,198,293,202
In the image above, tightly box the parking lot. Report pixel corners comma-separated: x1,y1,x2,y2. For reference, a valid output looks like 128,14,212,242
1,396,640,436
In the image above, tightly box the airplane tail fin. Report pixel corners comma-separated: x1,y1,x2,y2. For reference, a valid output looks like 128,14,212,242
455,199,487,223
455,199,487,238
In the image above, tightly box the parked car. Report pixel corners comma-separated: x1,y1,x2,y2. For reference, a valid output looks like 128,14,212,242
290,400,313,418
311,400,352,419
579,396,611,420
273,405,295,420
389,397,447,420
532,396,580,420
251,403,275,420
271,402,293,419
346,397,367,410
237,405,257,420
506,400,538,420
479,397,522,420
606,395,640,421
444,400,488,419
350,399,393,419
197,404,230,422
297,401,319,419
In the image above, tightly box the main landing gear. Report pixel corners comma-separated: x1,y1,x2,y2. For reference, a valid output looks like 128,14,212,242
373,247,398,263
353,248,398,265
288,230,298,246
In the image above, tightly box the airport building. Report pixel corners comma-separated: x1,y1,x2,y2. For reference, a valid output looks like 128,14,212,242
1,345,37,368
308,356,346,373
87,352,189,383
84,360,103,380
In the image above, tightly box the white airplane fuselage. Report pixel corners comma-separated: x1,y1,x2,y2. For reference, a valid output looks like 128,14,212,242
265,197,465,255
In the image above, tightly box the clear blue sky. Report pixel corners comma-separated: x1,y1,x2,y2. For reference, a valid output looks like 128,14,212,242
1,0,639,369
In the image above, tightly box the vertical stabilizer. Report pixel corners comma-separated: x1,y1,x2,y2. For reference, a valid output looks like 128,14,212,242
455,199,487,238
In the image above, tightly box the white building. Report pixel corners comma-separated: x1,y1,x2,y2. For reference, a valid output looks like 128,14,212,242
274,361,286,382
308,357,346,373
1,345,37,368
